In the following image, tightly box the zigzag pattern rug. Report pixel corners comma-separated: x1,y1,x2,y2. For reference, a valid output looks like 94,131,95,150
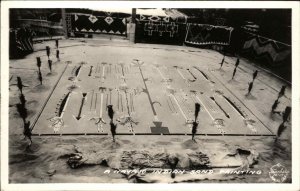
185,24,233,45
242,34,291,65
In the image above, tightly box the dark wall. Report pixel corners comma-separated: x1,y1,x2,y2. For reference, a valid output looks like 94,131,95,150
10,9,64,37
10,8,62,26
178,9,291,44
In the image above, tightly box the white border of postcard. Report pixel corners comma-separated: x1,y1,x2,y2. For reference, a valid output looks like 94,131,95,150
1,1,300,191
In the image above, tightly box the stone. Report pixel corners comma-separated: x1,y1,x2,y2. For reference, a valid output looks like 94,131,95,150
187,152,211,169
247,150,259,167
227,147,259,167
120,150,168,169
167,153,179,167
65,147,215,171
176,153,190,169
67,153,85,169
47,169,56,176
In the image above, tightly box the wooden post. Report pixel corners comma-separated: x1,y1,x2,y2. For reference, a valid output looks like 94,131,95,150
61,8,68,39
127,8,136,43
132,8,136,24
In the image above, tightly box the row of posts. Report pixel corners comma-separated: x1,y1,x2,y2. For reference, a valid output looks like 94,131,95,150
220,54,291,137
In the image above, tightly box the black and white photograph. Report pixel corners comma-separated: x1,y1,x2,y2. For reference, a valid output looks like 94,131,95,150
1,1,299,190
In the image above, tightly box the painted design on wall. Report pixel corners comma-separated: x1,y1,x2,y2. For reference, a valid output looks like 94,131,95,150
144,21,179,37
242,34,291,65
136,14,186,45
149,15,161,22
185,23,233,45
166,22,178,37
144,21,157,36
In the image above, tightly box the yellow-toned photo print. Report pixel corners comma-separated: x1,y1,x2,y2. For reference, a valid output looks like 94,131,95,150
1,1,299,191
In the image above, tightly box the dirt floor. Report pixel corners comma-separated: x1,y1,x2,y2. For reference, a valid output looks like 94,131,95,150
8,38,291,183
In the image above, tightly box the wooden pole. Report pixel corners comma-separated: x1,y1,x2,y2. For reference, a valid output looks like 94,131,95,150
61,8,68,39
132,8,136,24
128,8,136,43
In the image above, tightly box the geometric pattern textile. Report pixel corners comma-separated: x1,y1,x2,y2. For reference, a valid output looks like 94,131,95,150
242,34,291,65
88,15,98,23
138,14,187,24
185,23,233,45
73,14,127,35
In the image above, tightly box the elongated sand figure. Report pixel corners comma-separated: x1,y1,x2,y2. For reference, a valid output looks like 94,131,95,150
48,92,72,133
90,87,106,132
